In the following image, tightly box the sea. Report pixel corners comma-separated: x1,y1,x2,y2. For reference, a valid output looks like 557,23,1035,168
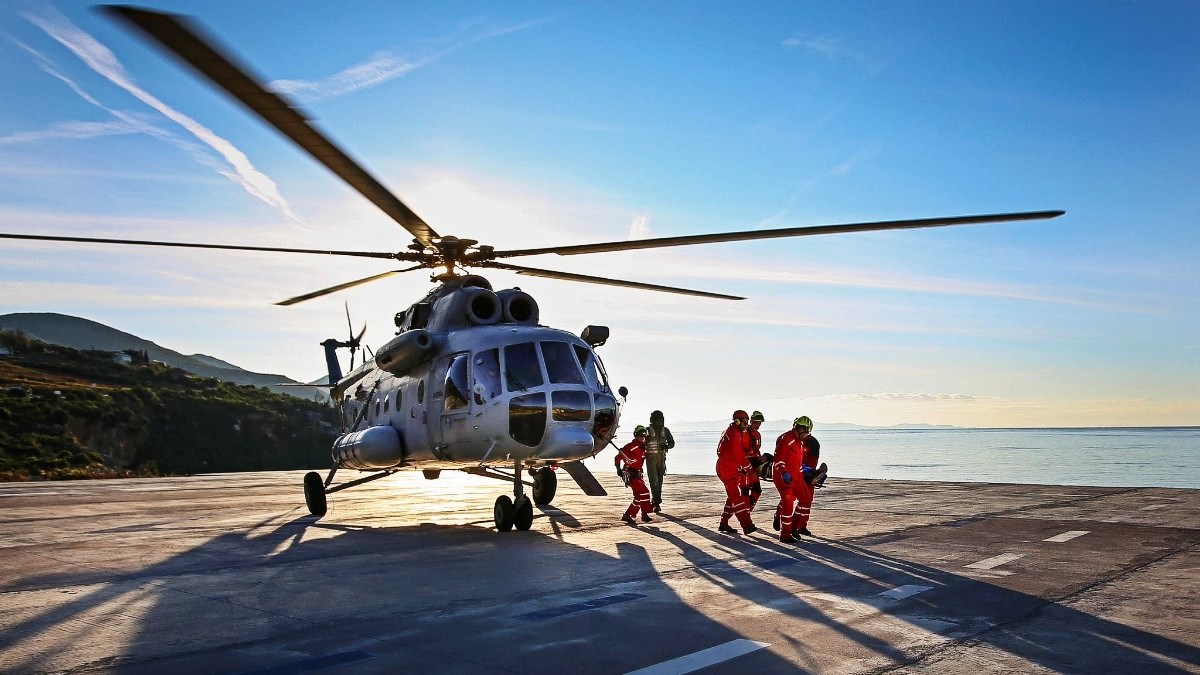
587,427,1200,489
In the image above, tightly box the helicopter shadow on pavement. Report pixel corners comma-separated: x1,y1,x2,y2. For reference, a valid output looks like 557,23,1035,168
643,513,1200,673
0,508,801,674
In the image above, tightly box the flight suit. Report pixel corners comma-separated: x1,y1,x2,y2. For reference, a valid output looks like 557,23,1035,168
742,425,764,510
773,428,805,541
644,423,674,509
615,438,653,521
716,423,755,532
795,435,821,533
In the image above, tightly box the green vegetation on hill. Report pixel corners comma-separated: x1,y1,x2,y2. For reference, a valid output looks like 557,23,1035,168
0,329,339,480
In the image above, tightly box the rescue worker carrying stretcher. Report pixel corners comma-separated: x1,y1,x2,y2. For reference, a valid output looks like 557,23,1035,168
741,411,766,511
772,416,823,542
615,425,655,525
716,410,758,535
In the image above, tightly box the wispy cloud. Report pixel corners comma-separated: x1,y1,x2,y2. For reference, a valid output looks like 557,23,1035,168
782,33,871,67
627,215,651,240
272,17,549,102
20,9,299,222
0,119,140,146
824,392,982,402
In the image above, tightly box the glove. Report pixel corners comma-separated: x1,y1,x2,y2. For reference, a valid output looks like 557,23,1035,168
616,467,625,478
802,465,815,480
781,471,792,485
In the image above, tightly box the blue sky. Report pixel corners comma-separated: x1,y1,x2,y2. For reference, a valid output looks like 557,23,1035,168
1,1,1197,428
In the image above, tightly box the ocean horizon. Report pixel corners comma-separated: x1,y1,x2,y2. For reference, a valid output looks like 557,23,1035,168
585,426,1200,489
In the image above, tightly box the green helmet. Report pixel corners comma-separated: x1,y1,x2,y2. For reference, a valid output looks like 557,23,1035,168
793,415,814,430
633,425,648,436
750,411,765,423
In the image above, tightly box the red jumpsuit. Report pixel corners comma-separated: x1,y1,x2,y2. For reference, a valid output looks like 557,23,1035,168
615,439,653,520
795,434,821,531
773,429,805,540
715,423,755,531
743,425,764,510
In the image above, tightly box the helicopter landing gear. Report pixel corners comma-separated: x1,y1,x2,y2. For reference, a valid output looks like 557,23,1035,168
514,495,534,530
303,471,327,516
493,495,515,532
533,466,557,506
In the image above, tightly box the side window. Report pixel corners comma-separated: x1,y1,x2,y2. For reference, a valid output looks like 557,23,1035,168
473,348,502,404
542,341,584,384
418,379,425,404
503,342,544,392
573,344,604,388
444,354,470,412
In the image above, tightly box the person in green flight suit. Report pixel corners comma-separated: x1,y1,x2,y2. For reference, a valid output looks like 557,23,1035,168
644,410,675,513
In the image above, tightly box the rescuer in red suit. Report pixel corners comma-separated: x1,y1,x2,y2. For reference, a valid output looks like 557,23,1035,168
741,410,766,510
794,417,822,537
715,410,757,535
772,416,815,543
615,425,654,524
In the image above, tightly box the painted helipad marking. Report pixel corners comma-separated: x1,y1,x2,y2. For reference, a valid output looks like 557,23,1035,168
965,553,1025,571
1043,530,1089,543
626,639,770,675
878,584,933,600
1141,504,1166,511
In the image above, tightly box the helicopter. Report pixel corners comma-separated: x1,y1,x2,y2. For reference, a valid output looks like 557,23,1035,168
0,6,1064,531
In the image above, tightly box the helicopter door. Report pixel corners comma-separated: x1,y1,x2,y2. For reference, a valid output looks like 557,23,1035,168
432,352,472,457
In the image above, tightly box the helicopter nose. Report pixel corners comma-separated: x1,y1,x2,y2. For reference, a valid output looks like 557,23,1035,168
536,424,595,461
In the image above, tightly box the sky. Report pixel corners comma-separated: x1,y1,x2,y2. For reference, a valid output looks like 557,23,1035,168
1,1,1197,429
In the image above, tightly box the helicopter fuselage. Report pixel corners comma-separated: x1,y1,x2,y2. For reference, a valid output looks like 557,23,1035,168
332,320,620,473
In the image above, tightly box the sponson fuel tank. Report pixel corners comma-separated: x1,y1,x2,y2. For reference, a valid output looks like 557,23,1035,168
332,426,405,470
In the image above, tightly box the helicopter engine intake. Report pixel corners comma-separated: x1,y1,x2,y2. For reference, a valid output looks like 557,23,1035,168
332,425,404,470
375,329,437,375
498,289,539,325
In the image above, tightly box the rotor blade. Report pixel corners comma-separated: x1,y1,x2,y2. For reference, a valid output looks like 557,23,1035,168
489,210,1066,258
275,266,426,306
483,262,744,300
102,5,439,247
0,232,418,260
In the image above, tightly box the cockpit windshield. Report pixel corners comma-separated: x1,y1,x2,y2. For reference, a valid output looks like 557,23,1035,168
503,342,543,392
541,341,584,384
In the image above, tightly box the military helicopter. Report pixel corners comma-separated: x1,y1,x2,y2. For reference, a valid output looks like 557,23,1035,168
0,6,1064,531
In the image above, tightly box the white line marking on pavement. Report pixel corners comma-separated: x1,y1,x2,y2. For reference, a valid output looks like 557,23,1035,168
1043,530,1089,542
625,639,771,675
878,584,933,600
965,553,1025,570
1141,504,1166,510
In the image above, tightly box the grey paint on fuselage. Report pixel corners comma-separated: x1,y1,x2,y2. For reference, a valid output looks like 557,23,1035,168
339,325,616,471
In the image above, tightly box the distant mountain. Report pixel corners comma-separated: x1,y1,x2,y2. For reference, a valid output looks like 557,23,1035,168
0,313,327,401
670,419,964,432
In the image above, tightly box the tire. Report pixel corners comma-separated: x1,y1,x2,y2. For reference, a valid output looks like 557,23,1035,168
514,495,534,531
303,471,327,516
532,467,558,506
494,495,515,532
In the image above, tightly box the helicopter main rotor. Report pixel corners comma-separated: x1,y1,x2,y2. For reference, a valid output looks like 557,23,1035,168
0,5,1066,307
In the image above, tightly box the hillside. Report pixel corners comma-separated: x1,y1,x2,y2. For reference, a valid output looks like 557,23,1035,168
0,328,340,480
0,313,327,401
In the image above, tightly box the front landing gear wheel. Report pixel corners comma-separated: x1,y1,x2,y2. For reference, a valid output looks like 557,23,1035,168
514,495,534,531
494,495,515,532
532,467,557,506
304,471,327,516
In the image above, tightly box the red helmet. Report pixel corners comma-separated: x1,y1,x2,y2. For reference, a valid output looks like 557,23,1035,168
732,409,749,421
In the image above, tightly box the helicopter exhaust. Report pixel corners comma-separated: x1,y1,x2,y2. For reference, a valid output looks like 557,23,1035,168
498,289,539,325
374,329,438,375
332,426,404,470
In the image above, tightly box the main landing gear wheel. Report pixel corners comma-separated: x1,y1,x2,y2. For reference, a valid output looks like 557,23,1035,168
532,467,557,506
494,495,515,532
514,495,534,531
303,471,327,516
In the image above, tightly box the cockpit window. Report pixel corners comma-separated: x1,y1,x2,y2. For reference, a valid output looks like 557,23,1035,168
552,390,592,422
473,348,502,404
503,342,543,392
542,341,584,385
573,344,606,389
444,353,470,412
